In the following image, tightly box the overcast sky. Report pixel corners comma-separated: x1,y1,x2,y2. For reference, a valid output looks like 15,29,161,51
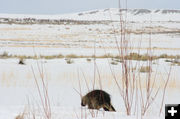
0,0,180,14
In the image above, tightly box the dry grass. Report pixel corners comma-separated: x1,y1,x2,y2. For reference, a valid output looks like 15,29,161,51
125,53,157,61
1,51,179,61
66,54,80,58
0,27,31,31
15,111,25,119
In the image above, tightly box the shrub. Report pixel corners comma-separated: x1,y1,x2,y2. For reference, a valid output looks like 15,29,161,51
139,66,151,73
66,58,74,64
19,58,25,65
0,51,9,58
159,54,168,58
86,58,91,62
111,61,118,65
165,59,172,62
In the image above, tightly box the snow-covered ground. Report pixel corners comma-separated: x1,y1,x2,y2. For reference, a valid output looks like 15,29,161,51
0,58,180,119
0,8,180,119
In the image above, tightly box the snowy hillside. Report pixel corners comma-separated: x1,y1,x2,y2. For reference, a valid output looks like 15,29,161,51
0,8,180,24
0,9,180,56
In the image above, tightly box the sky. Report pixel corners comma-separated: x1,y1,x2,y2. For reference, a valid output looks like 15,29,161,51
0,0,180,14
